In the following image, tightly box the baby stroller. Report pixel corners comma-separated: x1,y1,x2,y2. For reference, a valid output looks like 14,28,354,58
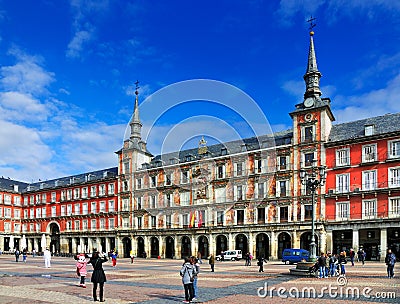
309,262,320,278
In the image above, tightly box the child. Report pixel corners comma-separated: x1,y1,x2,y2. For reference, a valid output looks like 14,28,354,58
76,253,88,288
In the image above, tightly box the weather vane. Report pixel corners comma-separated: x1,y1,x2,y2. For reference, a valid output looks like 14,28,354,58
135,80,140,95
307,16,316,32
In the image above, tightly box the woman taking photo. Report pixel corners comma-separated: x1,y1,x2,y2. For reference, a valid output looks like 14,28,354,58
89,250,108,302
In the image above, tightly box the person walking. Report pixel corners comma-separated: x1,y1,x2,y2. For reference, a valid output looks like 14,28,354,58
245,253,250,266
317,252,327,278
358,249,365,266
89,250,108,302
329,253,338,277
22,248,28,263
32,248,36,258
209,254,215,272
197,251,203,264
385,249,396,279
349,249,355,266
43,247,51,268
248,253,253,266
338,251,347,276
257,255,266,272
110,250,118,267
15,249,20,262
180,257,197,303
192,257,200,301
75,253,88,288
130,249,134,264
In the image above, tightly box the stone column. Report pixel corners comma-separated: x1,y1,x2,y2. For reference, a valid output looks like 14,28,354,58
292,230,300,248
106,237,111,254
380,228,387,262
175,235,180,258
131,236,136,257
248,232,254,257
191,235,196,257
208,233,214,257
270,231,277,260
144,236,149,258
352,229,359,251
325,230,333,253
319,229,327,254
71,238,77,254
228,233,233,251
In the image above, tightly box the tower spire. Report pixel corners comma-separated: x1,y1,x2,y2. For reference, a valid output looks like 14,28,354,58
130,80,142,142
303,17,322,100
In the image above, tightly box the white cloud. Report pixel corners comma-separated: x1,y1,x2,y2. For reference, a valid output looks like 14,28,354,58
66,29,94,59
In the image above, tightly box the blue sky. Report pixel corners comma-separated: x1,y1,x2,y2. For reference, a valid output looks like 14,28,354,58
1,0,400,182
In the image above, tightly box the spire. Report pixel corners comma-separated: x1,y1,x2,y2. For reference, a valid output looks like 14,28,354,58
303,17,322,100
129,80,142,142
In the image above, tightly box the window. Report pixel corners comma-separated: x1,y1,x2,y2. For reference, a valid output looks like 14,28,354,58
336,173,350,193
90,186,97,197
166,215,171,228
237,210,244,225
257,207,265,224
365,125,375,136
165,193,171,207
235,185,244,201
83,220,88,230
151,216,156,228
4,222,10,232
51,206,56,217
81,187,88,198
150,176,157,188
181,171,189,184
336,148,350,166
363,199,377,219
256,182,265,199
66,221,72,231
14,223,20,233
389,167,400,187
74,188,80,199
304,152,314,167
14,209,20,219
82,203,88,215
109,218,115,229
61,191,66,201
51,192,57,202
389,140,400,159
40,194,46,204
137,197,142,209
24,209,28,219
106,183,114,195
100,201,106,213
91,202,97,214
304,204,313,220
279,206,289,222
74,204,80,215
67,204,72,216
123,161,129,174
42,207,46,218
362,170,377,190
61,206,66,216
4,194,11,205
67,189,72,200
217,211,224,226
99,184,105,196
182,214,189,228
91,219,97,231
277,180,288,197
362,144,377,163
108,200,115,212
136,178,142,189
235,162,243,176
165,174,172,185
302,125,314,142
389,198,400,217
217,165,225,179
150,195,157,208
180,192,190,206
137,217,142,228
336,202,349,220
100,218,105,229
279,156,288,170
122,198,129,211
75,220,80,231
255,159,264,173
215,187,226,203
14,196,21,206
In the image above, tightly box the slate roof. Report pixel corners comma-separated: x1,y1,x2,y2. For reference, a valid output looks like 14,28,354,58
328,113,400,143
145,130,293,168
0,167,118,193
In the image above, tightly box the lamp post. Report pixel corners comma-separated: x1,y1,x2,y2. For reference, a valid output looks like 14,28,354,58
300,161,326,261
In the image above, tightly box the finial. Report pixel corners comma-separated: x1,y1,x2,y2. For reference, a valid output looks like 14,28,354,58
307,16,316,35
135,80,140,96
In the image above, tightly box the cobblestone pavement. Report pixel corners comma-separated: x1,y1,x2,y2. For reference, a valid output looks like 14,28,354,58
0,254,398,303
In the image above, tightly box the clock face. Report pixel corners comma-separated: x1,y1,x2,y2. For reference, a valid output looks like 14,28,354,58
304,97,314,108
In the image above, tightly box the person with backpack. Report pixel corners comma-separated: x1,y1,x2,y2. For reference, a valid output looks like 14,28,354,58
385,249,396,279
338,251,347,275
180,257,197,303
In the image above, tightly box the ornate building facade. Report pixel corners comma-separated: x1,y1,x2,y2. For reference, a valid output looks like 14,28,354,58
0,30,399,260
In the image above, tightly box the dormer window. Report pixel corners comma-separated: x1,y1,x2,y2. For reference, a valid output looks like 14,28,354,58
365,125,375,136
302,125,315,143
221,148,227,156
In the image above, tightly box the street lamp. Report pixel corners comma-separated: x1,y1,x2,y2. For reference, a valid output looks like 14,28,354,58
300,161,326,261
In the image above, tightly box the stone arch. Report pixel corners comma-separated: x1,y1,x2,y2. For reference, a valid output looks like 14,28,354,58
277,232,292,259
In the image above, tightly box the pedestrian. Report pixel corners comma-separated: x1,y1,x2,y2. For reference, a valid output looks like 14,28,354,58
245,253,250,266
32,248,36,257
338,251,347,275
15,249,20,262
349,249,355,266
329,253,338,277
130,249,134,264
257,255,266,272
22,248,28,263
317,252,327,278
357,249,365,266
197,251,203,264
75,253,88,288
111,250,118,267
180,257,197,303
385,249,396,279
44,247,51,268
89,250,108,302
249,253,253,266
209,254,215,272
192,257,200,301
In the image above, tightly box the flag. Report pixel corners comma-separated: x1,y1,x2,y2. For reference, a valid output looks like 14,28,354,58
189,211,196,228
198,210,203,228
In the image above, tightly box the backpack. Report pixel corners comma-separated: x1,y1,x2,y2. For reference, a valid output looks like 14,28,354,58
389,254,396,266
